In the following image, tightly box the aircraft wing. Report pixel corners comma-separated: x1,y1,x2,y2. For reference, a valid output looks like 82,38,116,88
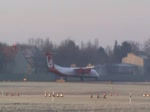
74,68,91,74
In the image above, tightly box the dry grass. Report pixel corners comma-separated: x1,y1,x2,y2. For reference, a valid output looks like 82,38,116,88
0,82,150,112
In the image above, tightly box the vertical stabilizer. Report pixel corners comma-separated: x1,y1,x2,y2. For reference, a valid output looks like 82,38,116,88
46,53,54,69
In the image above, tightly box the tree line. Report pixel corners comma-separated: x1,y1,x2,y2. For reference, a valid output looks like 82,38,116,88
0,38,150,74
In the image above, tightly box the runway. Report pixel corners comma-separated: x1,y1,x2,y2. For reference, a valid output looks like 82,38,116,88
0,82,150,112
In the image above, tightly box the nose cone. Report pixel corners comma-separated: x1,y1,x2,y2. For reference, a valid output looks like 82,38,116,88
92,69,99,77
96,72,100,77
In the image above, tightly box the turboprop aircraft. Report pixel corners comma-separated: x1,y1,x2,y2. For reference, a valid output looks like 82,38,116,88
46,53,99,81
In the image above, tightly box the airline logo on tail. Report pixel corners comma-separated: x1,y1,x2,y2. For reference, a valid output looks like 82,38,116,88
46,53,54,69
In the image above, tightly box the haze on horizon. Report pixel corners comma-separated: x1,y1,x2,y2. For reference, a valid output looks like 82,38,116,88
0,0,150,47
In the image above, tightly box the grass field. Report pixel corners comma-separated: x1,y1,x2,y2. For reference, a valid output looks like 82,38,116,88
0,81,150,112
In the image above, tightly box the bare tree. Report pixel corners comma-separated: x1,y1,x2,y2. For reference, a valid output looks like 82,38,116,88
144,38,150,56
128,41,141,53
56,39,79,66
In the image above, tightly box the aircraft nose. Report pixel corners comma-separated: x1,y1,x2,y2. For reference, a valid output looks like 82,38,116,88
94,70,99,77
96,72,100,77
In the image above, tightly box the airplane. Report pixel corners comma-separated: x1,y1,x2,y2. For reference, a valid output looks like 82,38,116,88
46,53,100,81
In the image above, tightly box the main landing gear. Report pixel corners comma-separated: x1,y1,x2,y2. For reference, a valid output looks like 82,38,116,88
64,77,67,81
80,77,83,81
95,77,98,81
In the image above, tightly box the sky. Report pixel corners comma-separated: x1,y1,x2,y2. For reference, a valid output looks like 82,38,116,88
0,0,150,47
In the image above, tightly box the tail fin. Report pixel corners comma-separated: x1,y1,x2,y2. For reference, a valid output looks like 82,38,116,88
46,53,54,69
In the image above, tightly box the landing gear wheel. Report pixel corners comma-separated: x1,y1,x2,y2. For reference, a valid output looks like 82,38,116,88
80,77,83,81
64,77,67,81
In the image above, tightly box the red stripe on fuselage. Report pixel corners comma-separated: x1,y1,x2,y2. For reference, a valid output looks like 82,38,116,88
75,68,91,74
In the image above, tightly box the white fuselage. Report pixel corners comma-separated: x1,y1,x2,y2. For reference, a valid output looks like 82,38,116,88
53,64,99,78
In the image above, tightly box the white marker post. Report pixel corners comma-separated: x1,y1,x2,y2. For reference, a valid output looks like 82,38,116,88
44,91,47,97
52,91,55,103
129,92,132,104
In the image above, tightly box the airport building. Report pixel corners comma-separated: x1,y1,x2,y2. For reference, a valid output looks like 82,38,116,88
106,63,137,75
96,53,150,76
122,53,150,75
